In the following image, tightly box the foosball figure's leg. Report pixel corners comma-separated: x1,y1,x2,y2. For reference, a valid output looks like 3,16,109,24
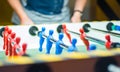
39,27,46,52
79,28,90,51
46,30,54,54
55,33,64,55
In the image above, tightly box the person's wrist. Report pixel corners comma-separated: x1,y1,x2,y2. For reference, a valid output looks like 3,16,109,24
20,16,28,21
74,10,83,17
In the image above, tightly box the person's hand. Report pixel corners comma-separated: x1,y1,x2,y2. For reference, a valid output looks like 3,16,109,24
71,11,82,23
20,17,34,25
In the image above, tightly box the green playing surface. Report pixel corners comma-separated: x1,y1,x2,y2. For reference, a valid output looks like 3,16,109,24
1,42,120,68
0,44,107,61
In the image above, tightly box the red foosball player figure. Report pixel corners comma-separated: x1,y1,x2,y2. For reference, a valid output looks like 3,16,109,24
12,37,21,56
105,34,112,50
62,24,72,43
20,43,27,56
3,26,9,50
79,28,90,51
12,37,27,56
8,32,16,56
5,29,12,56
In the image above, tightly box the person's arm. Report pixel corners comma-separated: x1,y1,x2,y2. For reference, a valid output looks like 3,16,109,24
71,0,87,23
7,0,34,25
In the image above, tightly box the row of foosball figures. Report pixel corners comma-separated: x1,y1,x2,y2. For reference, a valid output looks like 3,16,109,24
0,25,97,58
1,23,120,57
0,26,27,57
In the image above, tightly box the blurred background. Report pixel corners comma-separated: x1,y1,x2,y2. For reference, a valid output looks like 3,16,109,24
0,0,120,25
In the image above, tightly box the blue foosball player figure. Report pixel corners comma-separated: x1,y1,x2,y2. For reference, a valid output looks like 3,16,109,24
46,30,54,54
39,27,46,52
68,38,77,52
55,33,64,55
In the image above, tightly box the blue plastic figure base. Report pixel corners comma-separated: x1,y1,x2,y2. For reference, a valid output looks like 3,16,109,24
68,38,77,52
89,44,96,51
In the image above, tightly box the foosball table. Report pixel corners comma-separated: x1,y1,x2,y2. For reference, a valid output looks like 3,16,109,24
0,21,120,72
